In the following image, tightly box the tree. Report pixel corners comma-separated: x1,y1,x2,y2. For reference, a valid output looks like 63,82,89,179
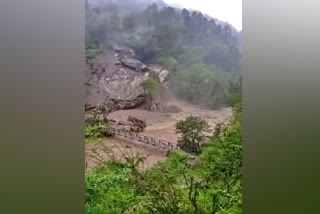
85,5,241,78
197,102,242,213
122,14,137,31
225,78,242,106
145,3,160,27
140,78,161,110
176,116,209,154
157,55,177,70
85,103,243,214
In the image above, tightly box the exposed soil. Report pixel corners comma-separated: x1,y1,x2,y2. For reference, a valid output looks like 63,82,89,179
107,101,232,142
85,101,232,172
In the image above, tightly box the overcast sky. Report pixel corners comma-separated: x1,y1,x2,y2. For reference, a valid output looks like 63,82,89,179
163,0,242,31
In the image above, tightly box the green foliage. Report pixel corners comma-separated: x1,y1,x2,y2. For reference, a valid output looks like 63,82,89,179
85,5,242,109
85,122,109,144
85,4,241,76
224,79,242,107
156,55,177,70
85,151,189,214
176,116,210,154
86,48,103,61
140,78,161,110
85,164,139,214
85,3,242,212
141,78,161,99
85,37,103,63
85,103,242,213
85,105,243,213
171,63,231,109
177,47,206,67
196,102,242,213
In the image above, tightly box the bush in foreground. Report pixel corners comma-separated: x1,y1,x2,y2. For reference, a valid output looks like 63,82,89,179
85,122,110,144
85,103,242,213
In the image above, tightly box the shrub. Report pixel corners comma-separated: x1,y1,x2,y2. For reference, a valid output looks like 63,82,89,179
224,78,242,107
176,116,209,154
85,122,109,144
140,78,161,110
85,104,243,214
156,55,177,70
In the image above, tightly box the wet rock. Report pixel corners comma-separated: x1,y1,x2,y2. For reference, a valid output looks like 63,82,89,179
85,46,172,114
85,113,95,124
149,65,170,87
85,110,106,124
85,51,149,109
119,56,150,72
127,115,146,125
112,44,135,57
105,115,146,133
85,104,96,112
127,115,147,132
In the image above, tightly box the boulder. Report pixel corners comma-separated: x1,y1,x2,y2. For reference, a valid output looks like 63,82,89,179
127,115,147,132
112,44,135,57
105,115,146,133
119,56,150,72
85,46,172,114
85,51,149,109
128,115,146,126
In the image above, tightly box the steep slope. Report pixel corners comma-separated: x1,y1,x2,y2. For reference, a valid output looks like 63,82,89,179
85,1,242,111
85,45,171,113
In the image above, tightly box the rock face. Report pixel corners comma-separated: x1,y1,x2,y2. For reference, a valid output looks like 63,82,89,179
86,49,147,111
149,65,170,88
85,44,171,115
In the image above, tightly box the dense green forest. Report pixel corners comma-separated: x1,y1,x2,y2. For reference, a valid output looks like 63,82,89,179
85,3,242,108
85,103,242,214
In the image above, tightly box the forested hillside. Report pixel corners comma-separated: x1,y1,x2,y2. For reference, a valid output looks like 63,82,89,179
86,2,241,108
85,2,242,213
86,2,241,73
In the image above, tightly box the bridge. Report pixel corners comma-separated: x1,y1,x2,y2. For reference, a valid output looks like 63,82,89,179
109,127,177,151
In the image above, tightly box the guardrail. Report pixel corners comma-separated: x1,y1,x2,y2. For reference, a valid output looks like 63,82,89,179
109,127,177,150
